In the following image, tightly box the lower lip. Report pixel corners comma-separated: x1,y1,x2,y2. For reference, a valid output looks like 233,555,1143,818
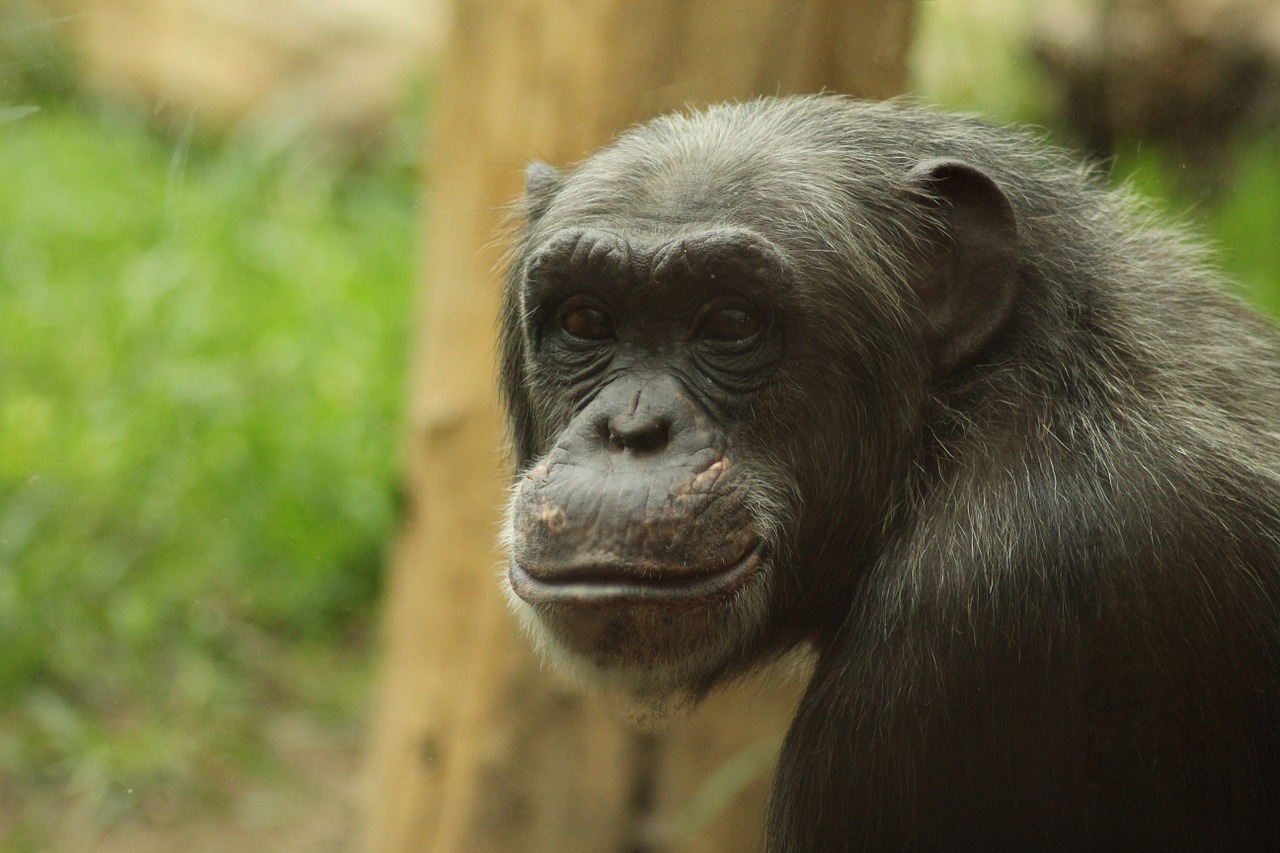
508,541,765,606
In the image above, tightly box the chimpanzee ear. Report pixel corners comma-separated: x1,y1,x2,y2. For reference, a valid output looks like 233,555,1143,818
905,159,1019,374
525,162,562,222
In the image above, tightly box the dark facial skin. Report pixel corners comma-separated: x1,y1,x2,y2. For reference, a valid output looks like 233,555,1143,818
499,97,1280,851
504,226,796,696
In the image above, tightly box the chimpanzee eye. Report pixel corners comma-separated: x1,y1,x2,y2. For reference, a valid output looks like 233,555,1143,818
559,303,615,341
697,302,762,342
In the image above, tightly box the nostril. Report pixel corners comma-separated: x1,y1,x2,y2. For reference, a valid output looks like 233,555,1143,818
603,413,671,455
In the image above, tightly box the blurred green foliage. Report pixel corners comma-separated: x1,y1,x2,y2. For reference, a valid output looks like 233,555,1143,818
0,1,78,102
1116,140,1280,318
0,99,417,827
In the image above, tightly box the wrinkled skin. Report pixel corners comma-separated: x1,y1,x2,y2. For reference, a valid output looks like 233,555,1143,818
498,97,1280,851
504,227,803,697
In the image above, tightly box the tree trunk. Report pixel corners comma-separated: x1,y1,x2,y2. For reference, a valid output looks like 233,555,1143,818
362,2,915,851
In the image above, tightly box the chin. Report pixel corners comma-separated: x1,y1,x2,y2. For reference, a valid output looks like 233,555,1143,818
501,555,774,705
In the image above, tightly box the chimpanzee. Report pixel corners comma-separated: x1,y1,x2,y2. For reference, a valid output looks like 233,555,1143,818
497,95,1280,851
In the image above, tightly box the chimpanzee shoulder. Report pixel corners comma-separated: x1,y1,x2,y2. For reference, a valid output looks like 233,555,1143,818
500,95,1280,852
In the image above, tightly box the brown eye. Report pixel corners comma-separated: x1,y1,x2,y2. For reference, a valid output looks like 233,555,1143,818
560,304,615,341
698,304,762,342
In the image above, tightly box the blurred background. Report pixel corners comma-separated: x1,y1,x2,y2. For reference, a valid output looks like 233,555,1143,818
0,0,1277,850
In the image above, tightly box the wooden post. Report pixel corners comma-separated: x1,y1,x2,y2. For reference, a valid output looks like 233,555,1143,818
363,2,915,851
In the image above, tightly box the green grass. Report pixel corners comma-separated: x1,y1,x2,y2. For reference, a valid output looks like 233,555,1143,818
0,101,417,834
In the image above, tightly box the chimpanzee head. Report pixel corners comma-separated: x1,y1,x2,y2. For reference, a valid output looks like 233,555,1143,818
498,98,1019,702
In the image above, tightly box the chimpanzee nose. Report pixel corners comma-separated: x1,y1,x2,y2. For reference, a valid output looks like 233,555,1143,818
602,412,671,454
570,371,705,461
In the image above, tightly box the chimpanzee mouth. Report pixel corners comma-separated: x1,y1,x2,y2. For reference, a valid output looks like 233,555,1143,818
508,539,765,606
